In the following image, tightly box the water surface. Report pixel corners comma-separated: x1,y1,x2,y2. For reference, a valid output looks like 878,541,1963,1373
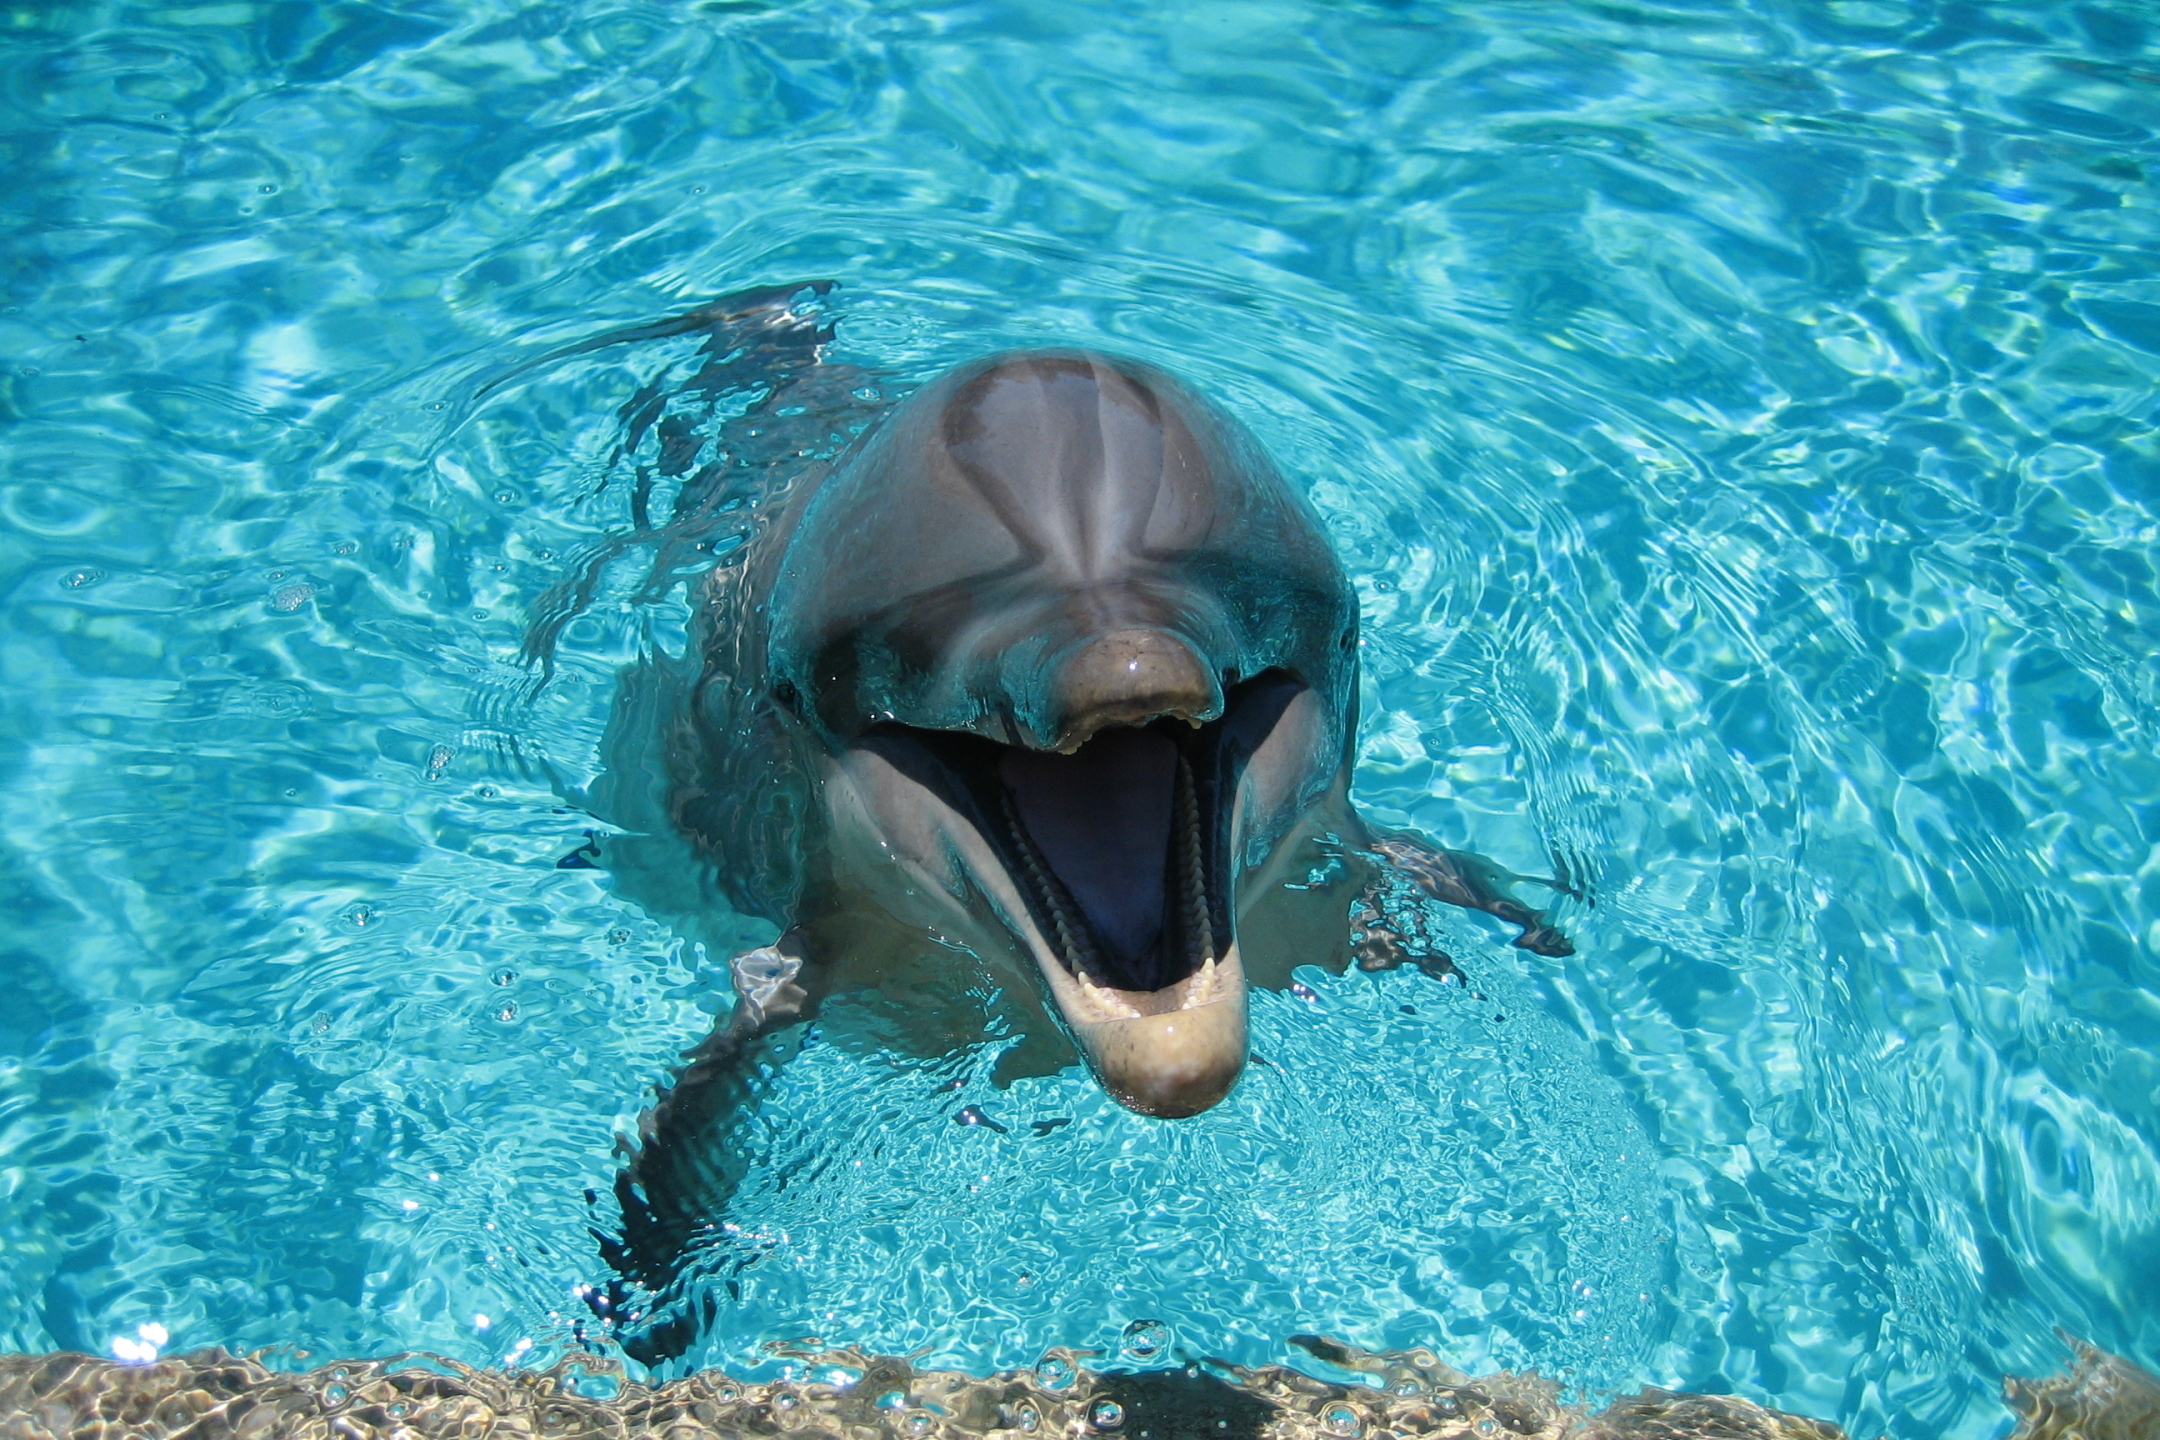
2,2,2157,1436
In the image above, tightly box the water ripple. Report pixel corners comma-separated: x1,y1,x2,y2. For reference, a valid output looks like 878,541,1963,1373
2,2,2157,1437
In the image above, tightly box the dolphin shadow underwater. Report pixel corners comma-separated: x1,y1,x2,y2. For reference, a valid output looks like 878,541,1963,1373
521,285,1579,1364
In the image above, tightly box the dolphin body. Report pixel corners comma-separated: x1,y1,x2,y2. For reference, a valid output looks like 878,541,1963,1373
565,289,1572,1360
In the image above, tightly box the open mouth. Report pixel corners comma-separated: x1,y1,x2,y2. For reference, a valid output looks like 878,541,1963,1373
851,672,1303,1019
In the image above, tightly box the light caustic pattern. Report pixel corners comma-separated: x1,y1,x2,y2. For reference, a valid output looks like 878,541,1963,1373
0,3,2156,1439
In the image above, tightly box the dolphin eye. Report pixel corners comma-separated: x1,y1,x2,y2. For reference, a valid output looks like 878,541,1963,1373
772,679,800,711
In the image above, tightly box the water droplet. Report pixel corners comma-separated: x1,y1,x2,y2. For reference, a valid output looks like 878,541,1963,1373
1391,1379,1423,1396
1120,1319,1171,1362
491,968,517,986
259,184,276,193
388,1402,410,1417
1434,1396,1460,1417
716,1384,739,1402
1323,1404,1363,1437
1090,1400,1125,1431
905,1412,934,1436
323,1384,348,1406
1015,1402,1040,1432
494,490,516,504
1033,1356,1074,1390
60,567,103,590
494,1002,519,1023
875,1389,908,1410
347,905,376,928
772,1390,799,1413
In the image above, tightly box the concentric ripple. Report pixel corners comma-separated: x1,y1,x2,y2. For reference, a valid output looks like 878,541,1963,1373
1,3,2157,1438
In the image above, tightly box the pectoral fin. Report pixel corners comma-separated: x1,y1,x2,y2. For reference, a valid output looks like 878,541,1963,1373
600,938,825,1364
1370,833,1577,958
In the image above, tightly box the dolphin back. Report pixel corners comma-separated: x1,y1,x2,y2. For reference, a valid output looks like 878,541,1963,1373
767,350,1356,753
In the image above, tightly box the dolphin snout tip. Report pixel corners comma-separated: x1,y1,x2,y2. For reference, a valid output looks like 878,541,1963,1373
1039,628,1221,752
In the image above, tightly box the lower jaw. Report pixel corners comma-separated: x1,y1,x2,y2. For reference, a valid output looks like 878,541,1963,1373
1046,945,1250,1119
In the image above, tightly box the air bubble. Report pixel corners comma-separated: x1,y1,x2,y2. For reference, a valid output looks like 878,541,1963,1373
491,968,517,986
1090,1400,1125,1431
323,1384,348,1406
494,1002,518,1023
347,905,376,928
60,567,103,590
1323,1404,1364,1437
607,928,632,945
1120,1319,1171,1361
1015,1402,1040,1432
905,1412,934,1436
1033,1356,1074,1390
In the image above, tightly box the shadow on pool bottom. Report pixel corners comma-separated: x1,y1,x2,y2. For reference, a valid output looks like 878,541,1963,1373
0,1333,2151,1439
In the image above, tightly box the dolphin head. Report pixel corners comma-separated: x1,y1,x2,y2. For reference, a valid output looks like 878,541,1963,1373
767,350,1355,1117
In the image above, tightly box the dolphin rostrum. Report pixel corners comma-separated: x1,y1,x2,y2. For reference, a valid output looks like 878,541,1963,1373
543,287,1576,1361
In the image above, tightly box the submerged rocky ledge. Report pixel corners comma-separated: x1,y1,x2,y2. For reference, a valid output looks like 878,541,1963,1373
0,1336,2150,1440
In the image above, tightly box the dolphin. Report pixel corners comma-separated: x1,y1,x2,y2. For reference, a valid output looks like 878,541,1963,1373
543,287,1575,1360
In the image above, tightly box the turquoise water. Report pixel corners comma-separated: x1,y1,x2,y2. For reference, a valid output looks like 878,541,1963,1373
3,0,2157,1435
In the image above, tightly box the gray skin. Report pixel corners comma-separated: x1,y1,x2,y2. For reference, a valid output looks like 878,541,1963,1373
572,297,1572,1361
